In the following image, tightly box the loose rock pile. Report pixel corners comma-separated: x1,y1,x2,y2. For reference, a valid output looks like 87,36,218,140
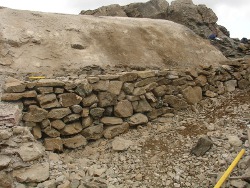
1,59,250,153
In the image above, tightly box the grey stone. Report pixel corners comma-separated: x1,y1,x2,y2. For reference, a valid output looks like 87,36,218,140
81,124,103,140
63,134,87,149
104,123,129,139
114,100,133,117
90,107,105,118
82,94,98,107
129,113,148,126
98,92,118,107
191,136,213,156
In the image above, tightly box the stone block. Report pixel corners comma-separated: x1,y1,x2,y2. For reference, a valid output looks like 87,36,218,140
63,134,87,149
4,77,26,93
108,81,123,95
23,105,48,122
82,94,98,107
182,86,202,105
129,113,148,126
48,108,71,119
58,93,82,107
119,72,138,82
37,94,60,109
60,122,83,135
114,100,133,117
51,120,65,130
44,137,63,151
104,123,129,139
100,117,123,126
1,90,37,101
98,92,118,107
36,79,64,87
81,124,103,140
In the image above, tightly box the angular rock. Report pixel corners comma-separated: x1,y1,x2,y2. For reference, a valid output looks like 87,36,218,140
163,95,188,110
114,100,133,117
36,79,64,87
126,95,140,102
63,114,81,123
100,117,123,126
75,79,93,97
227,135,242,147
82,116,93,128
98,92,118,107
0,102,22,127
18,142,45,162
123,83,134,94
153,85,167,97
104,122,129,139
44,137,63,151
92,80,110,91
81,124,103,140
147,107,172,120
182,86,202,105
129,113,148,126
23,105,48,122
133,99,152,112
1,90,37,101
195,75,207,86
87,76,100,83
71,105,83,114
48,108,71,119
108,81,123,95
37,94,60,109
0,155,11,170
224,80,237,92
58,93,82,107
90,107,105,118
0,171,12,188
4,77,26,93
82,108,90,117
60,122,83,135
63,134,87,149
119,72,138,82
0,129,12,140
51,120,65,130
135,77,157,87
112,137,132,151
43,126,61,138
133,87,147,96
13,162,50,183
191,136,213,156
37,87,53,94
145,92,157,102
82,94,98,107
144,82,158,91
172,77,187,86
137,71,155,78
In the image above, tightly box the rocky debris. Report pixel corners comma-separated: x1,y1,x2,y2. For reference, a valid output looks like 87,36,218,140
191,136,213,156
112,137,133,151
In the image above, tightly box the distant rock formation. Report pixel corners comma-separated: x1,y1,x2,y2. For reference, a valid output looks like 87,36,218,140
80,0,249,58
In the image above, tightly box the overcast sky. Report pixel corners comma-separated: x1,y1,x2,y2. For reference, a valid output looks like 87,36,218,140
0,0,249,39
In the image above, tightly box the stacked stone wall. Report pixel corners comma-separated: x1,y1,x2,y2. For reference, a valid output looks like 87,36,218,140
1,59,250,151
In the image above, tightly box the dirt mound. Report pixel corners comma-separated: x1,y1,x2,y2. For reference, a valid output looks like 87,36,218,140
0,7,226,76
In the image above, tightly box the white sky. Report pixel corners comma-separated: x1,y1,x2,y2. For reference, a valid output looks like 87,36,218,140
0,0,249,39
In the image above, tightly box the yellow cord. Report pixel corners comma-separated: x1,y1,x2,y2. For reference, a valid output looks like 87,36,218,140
28,76,46,79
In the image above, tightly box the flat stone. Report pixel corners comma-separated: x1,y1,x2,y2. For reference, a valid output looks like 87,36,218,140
48,108,71,119
81,124,103,140
82,116,93,128
4,77,26,93
133,87,147,96
63,134,87,149
37,94,60,109
172,77,187,86
123,83,134,94
44,137,63,151
147,107,172,120
112,137,133,151
144,82,158,91
32,125,42,139
1,90,37,101
51,120,65,130
191,136,213,156
108,81,123,95
75,79,93,97
63,114,81,123
126,95,140,102
100,117,123,126
37,87,53,94
98,92,118,107
54,87,64,94
129,113,148,126
87,76,99,83
153,85,167,97
36,79,64,87
163,95,188,110
238,79,250,89
60,122,83,135
13,162,50,183
17,142,45,162
135,77,157,87
0,129,12,140
71,105,83,114
182,86,202,105
23,105,48,122
43,126,60,137
99,74,119,80
137,71,155,78
92,80,110,91
104,123,129,139
114,100,133,117
133,99,152,113
82,94,98,107
0,155,11,170
119,72,138,82
90,107,105,118
58,93,82,107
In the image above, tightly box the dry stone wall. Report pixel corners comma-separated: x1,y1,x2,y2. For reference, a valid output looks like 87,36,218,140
1,59,250,151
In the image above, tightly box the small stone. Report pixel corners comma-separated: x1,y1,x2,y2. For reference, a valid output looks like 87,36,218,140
87,76,99,83
119,72,138,82
75,79,92,97
224,80,237,92
18,142,45,162
135,174,143,181
98,92,118,107
112,137,132,151
82,108,89,117
60,122,83,135
48,108,71,119
63,134,87,149
137,71,155,78
230,180,247,188
37,94,60,109
191,136,213,156
82,94,98,107
205,90,217,98
100,117,123,126
0,130,12,140
114,100,133,117
32,125,42,139
44,137,63,151
63,114,81,123
182,86,202,105
108,81,123,95
81,124,103,140
71,105,83,114
153,85,167,97
43,126,60,137
4,77,26,93
51,120,65,130
54,87,64,94
133,99,152,113
82,116,93,128
103,123,129,139
129,113,148,126
1,90,37,101
123,83,134,94
90,107,105,118
58,93,82,107
37,87,53,94
133,87,147,96
227,135,242,147
36,79,64,87
92,80,109,91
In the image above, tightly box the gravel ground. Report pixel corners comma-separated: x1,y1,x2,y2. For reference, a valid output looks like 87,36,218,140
37,90,250,188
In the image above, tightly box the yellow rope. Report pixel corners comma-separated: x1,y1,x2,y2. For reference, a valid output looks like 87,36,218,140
28,76,46,79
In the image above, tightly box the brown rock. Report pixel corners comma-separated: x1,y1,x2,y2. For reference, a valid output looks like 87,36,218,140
126,95,140,101
24,121,36,127
23,99,37,106
104,122,129,139
144,82,158,91
118,90,126,101
133,87,147,96
172,77,187,86
224,80,237,92
82,116,93,128
63,134,87,149
98,92,118,107
0,171,12,188
13,163,50,183
32,126,42,139
17,142,45,162
133,98,152,112
87,76,100,83
195,75,207,86
135,77,157,87
182,86,202,105
82,94,98,107
100,117,123,125
0,155,11,170
37,87,53,94
81,124,103,140
58,93,82,107
82,108,89,117
41,119,50,129
54,87,64,94
1,90,37,101
44,137,63,151
71,105,83,113
205,90,217,98
23,105,48,122
48,108,71,119
43,126,60,137
129,113,148,126
37,94,60,109
108,81,123,95
92,80,110,91
123,83,134,94
137,71,155,78
51,120,65,130
4,77,26,93
60,122,82,135
114,100,133,117
63,114,81,123
163,95,188,110
145,92,157,102
36,79,64,87
75,79,93,97
119,72,138,82
238,79,250,89
153,85,167,97
147,107,173,120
